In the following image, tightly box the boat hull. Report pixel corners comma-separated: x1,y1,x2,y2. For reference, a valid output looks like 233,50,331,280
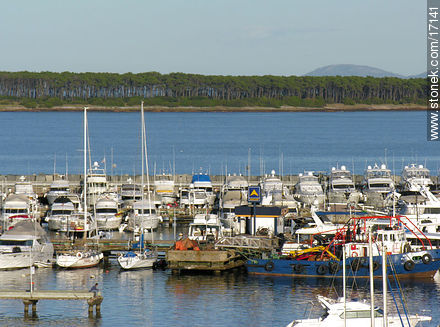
56,252,103,269
117,254,156,270
246,249,440,279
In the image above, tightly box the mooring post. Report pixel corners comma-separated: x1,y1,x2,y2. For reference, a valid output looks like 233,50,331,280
23,300,29,317
31,300,38,316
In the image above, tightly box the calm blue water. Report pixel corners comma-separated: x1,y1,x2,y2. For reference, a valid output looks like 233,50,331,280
0,111,438,176
0,111,439,326
0,225,439,327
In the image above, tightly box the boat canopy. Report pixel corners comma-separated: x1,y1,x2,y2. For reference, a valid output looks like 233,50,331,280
191,174,211,183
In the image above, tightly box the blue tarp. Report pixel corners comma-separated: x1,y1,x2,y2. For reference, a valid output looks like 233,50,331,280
191,174,211,183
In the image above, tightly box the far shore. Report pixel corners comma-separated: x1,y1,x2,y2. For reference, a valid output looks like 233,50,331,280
0,103,426,112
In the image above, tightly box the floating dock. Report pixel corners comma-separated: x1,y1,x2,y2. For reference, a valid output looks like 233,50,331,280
167,249,245,273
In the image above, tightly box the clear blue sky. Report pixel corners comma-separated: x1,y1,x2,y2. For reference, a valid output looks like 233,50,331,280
0,0,425,76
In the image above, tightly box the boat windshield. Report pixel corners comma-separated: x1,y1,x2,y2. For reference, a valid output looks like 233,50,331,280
340,309,383,319
52,210,73,215
0,240,33,246
96,208,118,214
4,209,28,214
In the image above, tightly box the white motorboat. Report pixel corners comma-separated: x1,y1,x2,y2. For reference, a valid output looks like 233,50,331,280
45,178,70,205
188,214,223,242
118,248,158,270
127,199,161,232
85,161,109,206
0,220,54,270
154,173,177,205
56,250,103,269
286,295,431,327
261,170,299,210
327,165,361,207
179,187,208,208
120,181,143,208
1,194,32,231
401,164,433,191
219,174,248,233
362,164,394,207
190,173,216,206
94,195,122,230
294,172,325,207
46,196,75,231
397,186,440,234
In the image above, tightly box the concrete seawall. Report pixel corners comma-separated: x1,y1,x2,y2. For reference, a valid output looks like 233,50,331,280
1,174,435,197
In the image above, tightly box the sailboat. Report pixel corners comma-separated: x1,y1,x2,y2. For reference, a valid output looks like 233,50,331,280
117,233,157,270
56,107,103,269
119,102,158,269
127,101,162,233
286,235,431,327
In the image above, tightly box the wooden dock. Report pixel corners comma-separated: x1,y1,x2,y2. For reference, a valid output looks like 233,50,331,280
52,238,175,253
0,290,103,317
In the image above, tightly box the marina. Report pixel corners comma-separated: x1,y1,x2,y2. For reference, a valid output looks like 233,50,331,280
0,111,438,326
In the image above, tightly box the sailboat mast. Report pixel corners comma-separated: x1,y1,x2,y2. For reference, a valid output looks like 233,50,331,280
382,245,388,327
369,231,374,327
83,107,88,240
142,102,152,216
141,102,145,210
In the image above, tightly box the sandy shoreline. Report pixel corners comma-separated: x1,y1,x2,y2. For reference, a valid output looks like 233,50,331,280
0,103,427,112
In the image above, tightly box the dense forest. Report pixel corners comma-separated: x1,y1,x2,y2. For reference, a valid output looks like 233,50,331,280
0,71,427,108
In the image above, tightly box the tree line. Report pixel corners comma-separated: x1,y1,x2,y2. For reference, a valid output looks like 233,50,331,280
0,71,427,108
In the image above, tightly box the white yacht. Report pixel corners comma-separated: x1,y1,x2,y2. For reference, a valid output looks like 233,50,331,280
401,164,433,191
328,166,361,207
154,173,177,205
261,170,298,209
1,194,32,231
46,196,75,231
190,173,216,206
219,175,248,233
188,214,223,242
0,220,54,270
397,186,440,233
286,295,430,327
362,164,394,208
127,199,161,232
179,187,208,208
94,195,122,230
85,161,108,206
46,178,70,205
294,172,325,207
120,182,143,208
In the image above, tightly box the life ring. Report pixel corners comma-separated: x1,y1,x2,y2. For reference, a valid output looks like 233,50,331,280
352,252,358,257
293,264,304,273
422,253,433,264
264,261,275,272
316,265,329,275
77,252,83,259
404,260,415,271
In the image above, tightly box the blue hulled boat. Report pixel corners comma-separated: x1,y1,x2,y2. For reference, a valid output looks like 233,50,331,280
246,216,440,279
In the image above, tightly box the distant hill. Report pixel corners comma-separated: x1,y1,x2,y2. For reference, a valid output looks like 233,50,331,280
304,64,424,78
